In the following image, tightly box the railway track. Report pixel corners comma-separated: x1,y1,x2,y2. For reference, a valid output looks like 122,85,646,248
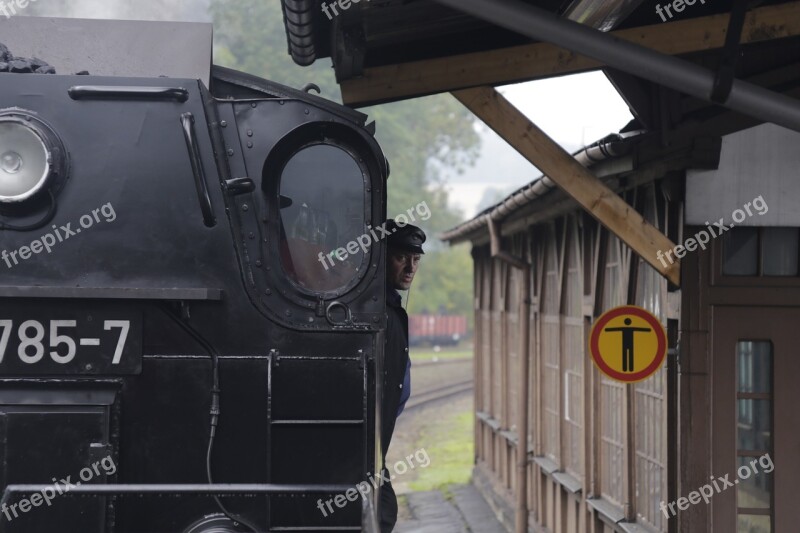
405,379,473,411
412,356,472,367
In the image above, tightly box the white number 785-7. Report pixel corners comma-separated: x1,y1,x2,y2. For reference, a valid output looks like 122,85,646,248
0,319,130,365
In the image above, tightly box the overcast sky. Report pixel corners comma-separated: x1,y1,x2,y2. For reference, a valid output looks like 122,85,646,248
444,72,634,219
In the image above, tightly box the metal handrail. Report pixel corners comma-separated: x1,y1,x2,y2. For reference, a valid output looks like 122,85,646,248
361,494,380,533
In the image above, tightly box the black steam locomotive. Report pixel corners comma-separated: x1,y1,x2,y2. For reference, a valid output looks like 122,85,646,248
0,31,388,533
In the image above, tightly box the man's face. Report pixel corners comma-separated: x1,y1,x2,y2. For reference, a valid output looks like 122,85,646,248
388,249,421,290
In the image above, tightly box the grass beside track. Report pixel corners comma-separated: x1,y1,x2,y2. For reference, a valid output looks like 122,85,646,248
409,409,474,491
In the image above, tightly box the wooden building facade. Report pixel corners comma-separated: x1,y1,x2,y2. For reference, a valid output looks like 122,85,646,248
443,121,800,533
460,178,678,533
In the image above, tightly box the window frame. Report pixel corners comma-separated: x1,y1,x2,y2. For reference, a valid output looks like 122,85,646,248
276,141,371,298
261,122,382,307
711,226,800,287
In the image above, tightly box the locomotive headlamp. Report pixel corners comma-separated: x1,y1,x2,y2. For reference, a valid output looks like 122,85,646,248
0,110,67,204
0,121,49,202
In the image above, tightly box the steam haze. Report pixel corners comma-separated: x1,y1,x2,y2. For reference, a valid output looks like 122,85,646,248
21,0,211,22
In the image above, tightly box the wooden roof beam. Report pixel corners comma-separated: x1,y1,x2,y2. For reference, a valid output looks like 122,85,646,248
342,1,800,107
453,86,681,285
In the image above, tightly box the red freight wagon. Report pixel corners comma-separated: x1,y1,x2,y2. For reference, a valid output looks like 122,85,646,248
408,314,467,346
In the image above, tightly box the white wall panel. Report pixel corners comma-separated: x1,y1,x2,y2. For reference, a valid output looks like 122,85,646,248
686,123,800,226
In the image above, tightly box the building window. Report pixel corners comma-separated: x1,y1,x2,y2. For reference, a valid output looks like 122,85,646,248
480,256,493,419
736,341,773,533
634,186,668,531
542,227,561,464
507,255,521,435
278,143,367,293
723,227,800,277
761,228,799,276
600,233,626,506
563,219,584,479
492,260,505,426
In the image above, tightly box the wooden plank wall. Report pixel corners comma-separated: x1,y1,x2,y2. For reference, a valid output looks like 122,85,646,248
471,182,679,533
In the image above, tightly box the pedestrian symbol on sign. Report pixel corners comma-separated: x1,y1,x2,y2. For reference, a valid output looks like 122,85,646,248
603,318,652,373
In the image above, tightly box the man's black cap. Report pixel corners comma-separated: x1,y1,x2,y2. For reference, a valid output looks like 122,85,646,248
386,219,426,254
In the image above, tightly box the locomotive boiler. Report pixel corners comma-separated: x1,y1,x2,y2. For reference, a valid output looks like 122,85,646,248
0,17,387,533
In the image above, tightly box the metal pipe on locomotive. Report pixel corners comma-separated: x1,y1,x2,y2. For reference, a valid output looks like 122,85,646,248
0,21,388,533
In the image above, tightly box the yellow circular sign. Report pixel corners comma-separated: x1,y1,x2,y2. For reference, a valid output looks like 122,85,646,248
589,305,667,383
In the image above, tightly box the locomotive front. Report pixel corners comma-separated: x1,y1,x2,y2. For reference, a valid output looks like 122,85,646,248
0,20,387,533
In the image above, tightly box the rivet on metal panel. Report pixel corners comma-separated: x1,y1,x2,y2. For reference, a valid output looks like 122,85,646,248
251,102,257,108
249,232,255,239
247,130,253,137
220,120,227,127
227,148,234,156
255,260,262,267
242,204,249,211
247,141,253,148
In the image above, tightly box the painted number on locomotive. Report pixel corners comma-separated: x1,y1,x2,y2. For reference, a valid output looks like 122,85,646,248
0,317,141,374
0,319,129,364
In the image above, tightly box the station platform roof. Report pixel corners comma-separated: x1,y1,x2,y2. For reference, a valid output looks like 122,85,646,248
280,0,800,286
279,0,800,107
